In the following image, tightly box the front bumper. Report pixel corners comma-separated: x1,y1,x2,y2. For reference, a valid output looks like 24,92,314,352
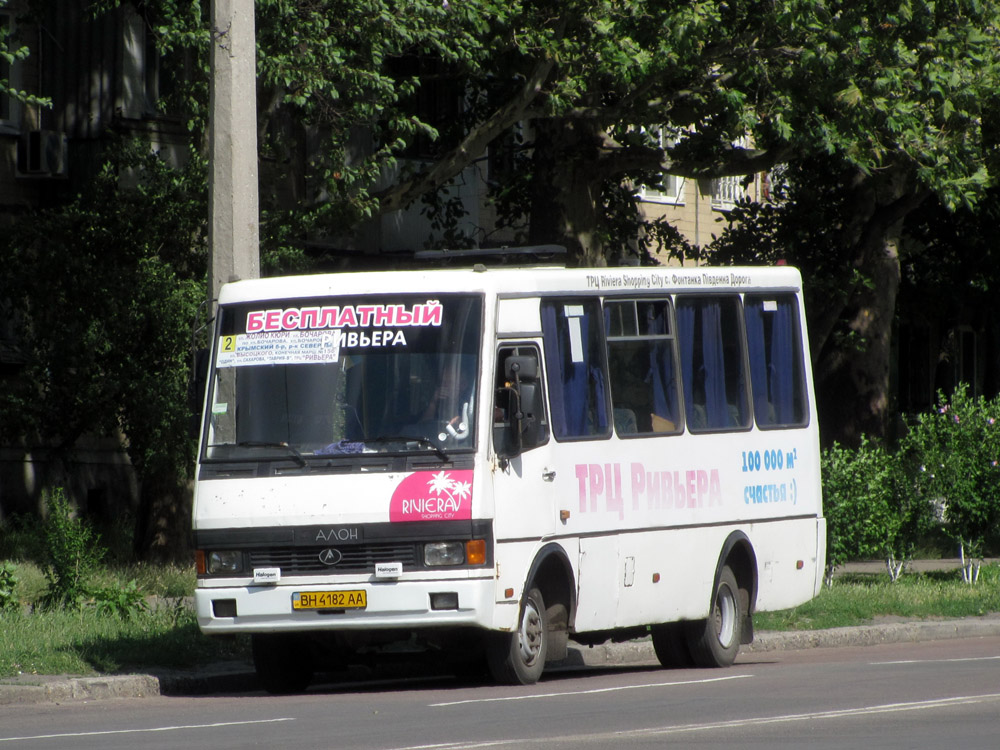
195,576,498,634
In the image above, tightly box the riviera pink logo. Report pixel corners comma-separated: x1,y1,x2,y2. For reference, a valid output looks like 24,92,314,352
389,470,473,522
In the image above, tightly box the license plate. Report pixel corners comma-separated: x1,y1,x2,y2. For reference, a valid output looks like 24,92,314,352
292,590,367,610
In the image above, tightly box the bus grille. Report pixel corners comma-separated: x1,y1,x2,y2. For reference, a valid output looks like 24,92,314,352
249,543,420,574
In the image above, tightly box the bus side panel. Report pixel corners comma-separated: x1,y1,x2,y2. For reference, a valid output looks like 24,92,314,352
611,517,823,629
575,536,620,631
814,516,827,596
613,528,720,627
749,517,826,612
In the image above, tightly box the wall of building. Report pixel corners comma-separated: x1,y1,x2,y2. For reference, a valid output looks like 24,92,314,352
641,173,763,262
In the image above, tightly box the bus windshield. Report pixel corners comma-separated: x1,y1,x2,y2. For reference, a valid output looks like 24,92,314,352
203,294,482,462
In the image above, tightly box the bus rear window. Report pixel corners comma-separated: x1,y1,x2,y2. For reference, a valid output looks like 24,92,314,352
744,294,809,428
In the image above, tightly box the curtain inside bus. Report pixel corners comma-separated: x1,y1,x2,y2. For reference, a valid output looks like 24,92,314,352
541,299,610,439
677,297,749,431
745,294,806,427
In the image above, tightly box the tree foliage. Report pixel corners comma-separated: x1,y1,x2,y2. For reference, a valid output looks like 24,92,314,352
117,0,1000,267
0,0,51,109
0,137,208,557
8,0,1000,553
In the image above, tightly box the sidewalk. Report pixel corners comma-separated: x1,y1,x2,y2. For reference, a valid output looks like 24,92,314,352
2,559,997,706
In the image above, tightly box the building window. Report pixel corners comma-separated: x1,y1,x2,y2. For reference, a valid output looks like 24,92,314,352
638,128,684,205
122,7,177,119
711,136,756,211
711,175,748,211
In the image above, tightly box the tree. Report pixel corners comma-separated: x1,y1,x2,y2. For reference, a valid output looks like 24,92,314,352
242,0,1000,445
684,1,1000,444
0,138,208,561
12,0,999,551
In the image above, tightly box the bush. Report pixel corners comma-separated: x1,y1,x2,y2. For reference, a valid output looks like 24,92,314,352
41,488,105,609
821,435,917,584
823,388,1000,586
900,386,1000,583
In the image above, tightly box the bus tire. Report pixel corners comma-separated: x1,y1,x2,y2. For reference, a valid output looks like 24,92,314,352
252,633,314,694
486,587,548,685
686,565,742,668
650,622,694,668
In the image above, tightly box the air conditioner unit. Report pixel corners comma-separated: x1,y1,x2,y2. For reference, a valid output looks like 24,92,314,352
17,130,69,177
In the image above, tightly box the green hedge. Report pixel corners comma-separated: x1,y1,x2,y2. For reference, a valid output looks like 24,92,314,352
823,386,1000,583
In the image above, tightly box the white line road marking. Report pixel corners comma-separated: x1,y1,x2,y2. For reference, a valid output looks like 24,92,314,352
392,692,1000,749
0,717,295,743
619,692,1000,739
429,674,753,707
871,655,1000,666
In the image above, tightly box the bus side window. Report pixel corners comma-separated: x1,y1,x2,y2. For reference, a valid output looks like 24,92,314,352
540,299,612,441
676,296,751,432
744,294,809,428
605,299,682,436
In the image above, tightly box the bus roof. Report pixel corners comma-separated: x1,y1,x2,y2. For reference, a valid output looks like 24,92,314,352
217,265,804,305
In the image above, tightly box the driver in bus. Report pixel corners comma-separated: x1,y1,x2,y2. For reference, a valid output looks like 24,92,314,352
416,364,473,443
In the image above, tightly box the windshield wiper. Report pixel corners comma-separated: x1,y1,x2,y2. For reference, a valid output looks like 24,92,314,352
368,435,449,462
235,441,307,467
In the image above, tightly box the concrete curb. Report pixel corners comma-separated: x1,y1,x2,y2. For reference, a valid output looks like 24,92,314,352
5,615,1000,705
747,615,1000,652
0,674,162,706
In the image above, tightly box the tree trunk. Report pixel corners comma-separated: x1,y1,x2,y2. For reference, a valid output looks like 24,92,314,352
527,119,607,267
815,231,901,446
807,169,929,447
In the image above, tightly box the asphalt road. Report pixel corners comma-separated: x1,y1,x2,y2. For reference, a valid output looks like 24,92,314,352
2,635,999,749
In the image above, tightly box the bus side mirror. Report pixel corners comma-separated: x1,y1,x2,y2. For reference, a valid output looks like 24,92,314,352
498,354,545,457
515,381,544,449
505,355,537,381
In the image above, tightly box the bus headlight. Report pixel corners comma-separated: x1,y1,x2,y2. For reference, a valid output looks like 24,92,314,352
207,550,244,575
423,540,487,566
424,542,465,566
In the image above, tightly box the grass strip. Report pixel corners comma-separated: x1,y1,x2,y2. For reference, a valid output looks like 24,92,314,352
2,563,999,678
755,564,1000,631
0,605,248,679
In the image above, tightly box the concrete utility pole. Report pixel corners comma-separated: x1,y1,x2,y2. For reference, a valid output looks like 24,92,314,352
208,0,260,314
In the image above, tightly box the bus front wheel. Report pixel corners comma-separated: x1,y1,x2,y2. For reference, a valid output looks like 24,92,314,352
687,565,742,668
487,587,548,685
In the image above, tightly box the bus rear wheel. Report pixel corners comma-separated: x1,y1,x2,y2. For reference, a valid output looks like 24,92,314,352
687,565,742,668
252,633,314,694
650,622,694,668
486,587,548,685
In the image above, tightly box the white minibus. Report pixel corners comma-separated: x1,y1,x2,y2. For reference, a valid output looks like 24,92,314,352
193,262,825,691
